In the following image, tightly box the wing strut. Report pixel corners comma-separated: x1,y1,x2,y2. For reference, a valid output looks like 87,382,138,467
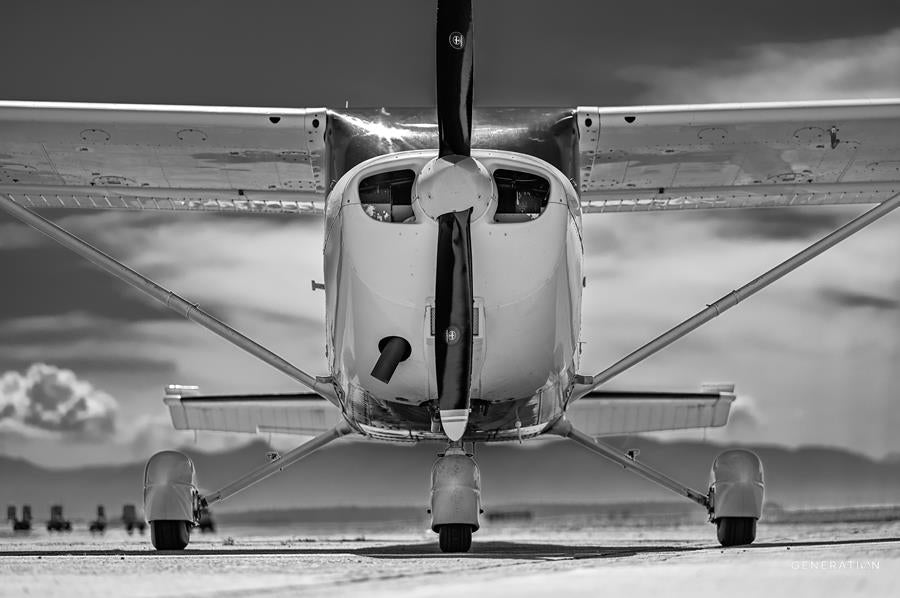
573,191,900,400
0,194,338,404
202,420,353,507
549,418,710,508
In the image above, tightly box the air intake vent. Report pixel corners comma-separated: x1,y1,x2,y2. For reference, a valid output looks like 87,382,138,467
493,169,550,222
359,169,416,222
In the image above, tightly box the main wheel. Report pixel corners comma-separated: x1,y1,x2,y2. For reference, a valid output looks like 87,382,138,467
150,520,191,550
716,517,756,546
438,524,473,553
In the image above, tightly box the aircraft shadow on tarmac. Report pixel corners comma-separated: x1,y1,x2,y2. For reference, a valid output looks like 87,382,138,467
2,537,899,559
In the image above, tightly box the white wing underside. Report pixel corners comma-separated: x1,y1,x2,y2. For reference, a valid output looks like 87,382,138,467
2,99,899,215
576,99,900,212
0,101,328,214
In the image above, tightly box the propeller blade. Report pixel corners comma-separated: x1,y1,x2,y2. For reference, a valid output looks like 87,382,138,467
436,0,473,158
435,208,474,440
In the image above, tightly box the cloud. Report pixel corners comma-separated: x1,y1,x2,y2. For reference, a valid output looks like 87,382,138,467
0,212,329,467
0,222,44,250
0,362,258,465
121,413,253,463
0,363,117,440
0,243,177,325
648,393,766,446
704,207,855,242
580,204,900,457
820,288,900,311
624,28,900,103
77,213,329,372
724,395,765,437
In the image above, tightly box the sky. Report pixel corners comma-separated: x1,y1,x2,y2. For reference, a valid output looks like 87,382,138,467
1,0,900,467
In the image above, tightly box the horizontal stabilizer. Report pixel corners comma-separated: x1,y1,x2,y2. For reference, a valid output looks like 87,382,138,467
566,384,735,436
164,385,343,435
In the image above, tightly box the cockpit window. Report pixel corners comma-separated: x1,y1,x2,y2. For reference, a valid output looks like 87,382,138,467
358,169,416,223
493,169,550,222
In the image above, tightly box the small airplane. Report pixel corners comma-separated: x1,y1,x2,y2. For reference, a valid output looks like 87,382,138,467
6,505,32,532
2,0,899,552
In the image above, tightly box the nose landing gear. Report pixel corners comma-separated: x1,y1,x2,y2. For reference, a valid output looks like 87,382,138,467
430,444,481,553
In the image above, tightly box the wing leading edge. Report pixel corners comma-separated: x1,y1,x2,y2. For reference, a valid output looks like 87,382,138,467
577,99,900,212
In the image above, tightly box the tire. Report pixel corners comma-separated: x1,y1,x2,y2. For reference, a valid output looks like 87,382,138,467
150,520,191,550
438,524,473,553
716,517,757,546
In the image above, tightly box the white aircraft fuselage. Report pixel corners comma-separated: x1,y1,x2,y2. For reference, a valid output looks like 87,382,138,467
323,149,584,442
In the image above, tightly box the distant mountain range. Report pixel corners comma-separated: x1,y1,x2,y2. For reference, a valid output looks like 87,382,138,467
2,437,899,521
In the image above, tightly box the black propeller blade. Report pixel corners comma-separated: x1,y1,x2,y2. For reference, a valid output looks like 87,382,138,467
436,0,473,158
434,209,474,420
433,0,476,440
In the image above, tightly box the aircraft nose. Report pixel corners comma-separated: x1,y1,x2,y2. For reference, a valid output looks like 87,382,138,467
415,155,494,220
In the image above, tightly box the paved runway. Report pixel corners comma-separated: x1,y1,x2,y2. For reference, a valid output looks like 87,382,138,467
1,521,897,597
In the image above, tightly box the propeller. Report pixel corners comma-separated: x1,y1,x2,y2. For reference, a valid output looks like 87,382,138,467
434,0,475,441
437,0,473,158
434,208,474,441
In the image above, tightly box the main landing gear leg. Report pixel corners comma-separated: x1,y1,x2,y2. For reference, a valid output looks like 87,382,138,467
143,421,353,551
550,419,764,547
430,443,482,553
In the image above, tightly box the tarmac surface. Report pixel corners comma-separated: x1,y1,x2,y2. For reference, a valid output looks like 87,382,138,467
1,520,897,597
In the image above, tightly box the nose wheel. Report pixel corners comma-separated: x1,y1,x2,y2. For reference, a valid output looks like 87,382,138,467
438,524,473,553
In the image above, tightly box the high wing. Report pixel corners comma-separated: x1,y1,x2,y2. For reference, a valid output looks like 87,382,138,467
565,385,735,436
164,385,342,435
576,99,900,212
3,98,899,216
0,101,327,214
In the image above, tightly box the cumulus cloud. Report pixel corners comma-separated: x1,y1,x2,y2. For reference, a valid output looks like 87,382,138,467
724,395,765,437
122,413,254,461
653,394,765,446
45,212,329,371
624,28,900,103
0,363,117,440
580,204,900,457
0,363,260,465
